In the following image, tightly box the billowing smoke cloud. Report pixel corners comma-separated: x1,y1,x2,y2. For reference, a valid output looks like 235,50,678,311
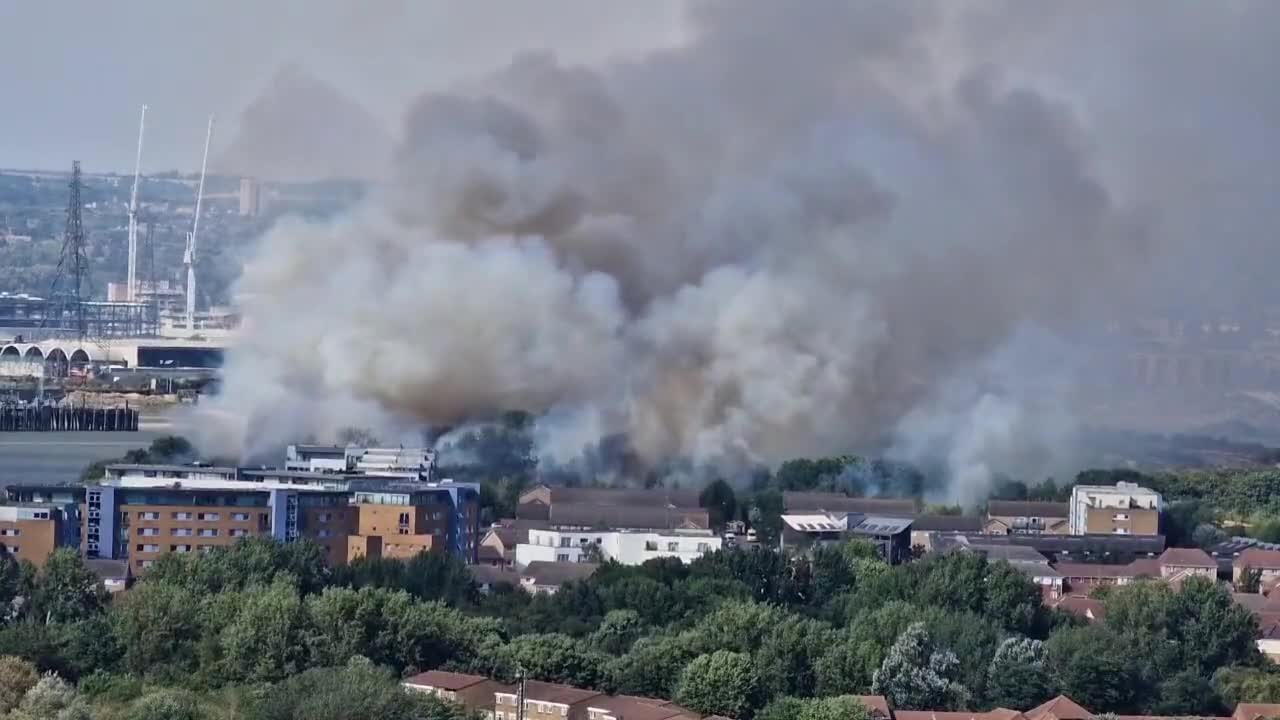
196,0,1280,503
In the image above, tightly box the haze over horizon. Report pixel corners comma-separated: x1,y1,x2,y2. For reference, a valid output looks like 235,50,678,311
0,0,685,174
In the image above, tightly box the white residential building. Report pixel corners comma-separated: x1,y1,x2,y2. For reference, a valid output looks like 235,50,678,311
514,527,721,568
1069,482,1162,535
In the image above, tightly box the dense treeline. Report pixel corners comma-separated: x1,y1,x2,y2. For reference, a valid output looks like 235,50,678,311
0,535,1275,719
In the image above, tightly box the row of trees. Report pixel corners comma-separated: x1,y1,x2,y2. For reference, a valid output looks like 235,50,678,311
5,531,1275,719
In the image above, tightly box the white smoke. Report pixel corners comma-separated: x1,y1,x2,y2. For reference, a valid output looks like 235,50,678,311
193,0,1278,499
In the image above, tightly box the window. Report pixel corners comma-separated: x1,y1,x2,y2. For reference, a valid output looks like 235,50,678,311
560,537,572,548
0,529,18,537
172,544,192,553
138,544,159,553
1113,513,1130,521
667,542,679,551
139,511,160,520
197,512,220,521
557,553,570,562
173,512,192,521
398,512,410,525
1112,528,1130,535
198,545,215,553
198,528,218,537
317,530,332,539
138,528,158,537
5,547,14,554
645,541,658,551
232,513,250,522
318,512,331,522
140,560,154,569
172,528,193,537
230,529,249,537
697,543,711,553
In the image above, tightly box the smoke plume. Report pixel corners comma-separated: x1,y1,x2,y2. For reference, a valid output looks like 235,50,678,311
196,0,1280,503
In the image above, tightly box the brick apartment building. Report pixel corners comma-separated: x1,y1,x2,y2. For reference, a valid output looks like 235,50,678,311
7,463,480,572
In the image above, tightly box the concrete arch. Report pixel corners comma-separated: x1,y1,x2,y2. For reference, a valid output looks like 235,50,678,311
69,348,91,364
45,348,68,378
21,346,43,361
0,346,19,360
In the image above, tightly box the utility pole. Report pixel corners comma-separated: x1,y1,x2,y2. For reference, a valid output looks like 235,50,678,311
516,667,526,720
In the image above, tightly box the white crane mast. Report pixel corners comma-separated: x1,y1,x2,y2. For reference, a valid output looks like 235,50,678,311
185,115,214,335
126,105,147,301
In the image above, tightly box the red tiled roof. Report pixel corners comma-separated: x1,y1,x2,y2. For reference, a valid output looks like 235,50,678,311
1054,562,1148,579
1128,558,1163,576
587,695,698,720
1235,704,1280,720
1052,595,1106,622
856,696,892,719
1026,695,1094,720
1237,548,1280,570
1160,548,1216,568
402,670,488,691
514,680,602,706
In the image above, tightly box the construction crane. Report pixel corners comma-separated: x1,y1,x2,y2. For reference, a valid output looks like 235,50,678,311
126,105,147,302
185,115,213,336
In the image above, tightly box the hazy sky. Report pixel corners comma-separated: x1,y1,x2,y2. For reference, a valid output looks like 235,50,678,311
0,0,685,172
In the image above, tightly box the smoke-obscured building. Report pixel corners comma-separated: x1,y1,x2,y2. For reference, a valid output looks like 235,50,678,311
239,177,261,216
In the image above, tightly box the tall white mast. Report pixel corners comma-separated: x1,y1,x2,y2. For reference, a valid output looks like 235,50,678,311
185,115,214,335
126,104,147,301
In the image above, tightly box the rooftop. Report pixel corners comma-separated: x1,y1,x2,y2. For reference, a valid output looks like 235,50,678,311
402,670,489,692
508,680,601,706
987,500,1069,518
1159,547,1216,568
1236,547,1280,569
782,491,916,516
522,561,599,587
911,515,983,532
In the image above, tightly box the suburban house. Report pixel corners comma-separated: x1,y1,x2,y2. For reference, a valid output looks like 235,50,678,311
519,561,599,594
480,518,549,568
402,672,1280,720
985,501,1069,535
586,695,700,720
1234,547,1280,589
496,680,603,720
403,670,509,714
949,541,1064,598
1050,595,1106,622
1053,558,1161,592
1158,547,1218,583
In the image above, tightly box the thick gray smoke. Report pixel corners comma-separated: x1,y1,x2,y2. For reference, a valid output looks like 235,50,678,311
197,0,1280,503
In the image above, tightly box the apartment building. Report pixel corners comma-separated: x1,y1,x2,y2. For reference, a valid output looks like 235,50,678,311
516,485,708,530
1069,482,1162,535
284,445,436,475
514,527,720,567
9,465,481,573
0,504,64,566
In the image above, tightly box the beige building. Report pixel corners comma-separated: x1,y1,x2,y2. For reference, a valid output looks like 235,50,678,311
1158,547,1217,582
1069,482,1161,535
985,501,1069,535
0,505,63,567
